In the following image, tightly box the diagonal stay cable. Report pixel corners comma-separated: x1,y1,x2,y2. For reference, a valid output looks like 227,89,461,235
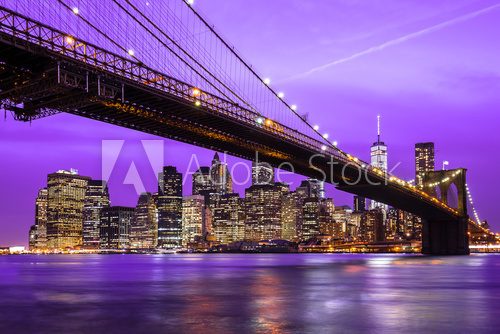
117,0,251,109
57,0,237,105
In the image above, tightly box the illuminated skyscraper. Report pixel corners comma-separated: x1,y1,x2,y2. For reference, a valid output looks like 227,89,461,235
370,115,388,210
359,209,385,243
302,198,336,240
157,166,183,248
192,166,213,197
130,192,158,249
415,142,435,187
210,193,245,244
99,206,133,249
210,153,233,194
353,196,366,212
330,205,350,239
28,188,48,250
252,161,274,185
281,191,306,241
181,195,206,247
298,178,325,198
46,169,90,249
244,183,289,241
82,180,110,249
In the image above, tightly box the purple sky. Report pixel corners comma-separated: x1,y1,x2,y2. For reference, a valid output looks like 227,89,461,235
1,0,500,246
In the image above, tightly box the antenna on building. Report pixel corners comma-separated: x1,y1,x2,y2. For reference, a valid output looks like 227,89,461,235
377,114,381,143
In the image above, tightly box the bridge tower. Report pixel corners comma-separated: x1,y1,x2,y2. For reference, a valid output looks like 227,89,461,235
421,168,469,255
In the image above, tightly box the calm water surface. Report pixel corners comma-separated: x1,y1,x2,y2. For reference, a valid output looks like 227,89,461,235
1,254,499,333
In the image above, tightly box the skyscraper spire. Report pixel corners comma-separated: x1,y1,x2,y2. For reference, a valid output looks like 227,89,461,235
377,114,381,143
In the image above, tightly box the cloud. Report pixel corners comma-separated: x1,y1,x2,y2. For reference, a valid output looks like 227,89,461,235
285,3,500,81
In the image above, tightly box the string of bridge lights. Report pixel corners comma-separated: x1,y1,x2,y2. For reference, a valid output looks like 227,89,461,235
466,184,481,224
425,169,462,188
70,2,339,151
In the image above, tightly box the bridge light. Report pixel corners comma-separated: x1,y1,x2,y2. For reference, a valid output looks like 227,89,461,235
321,145,327,151
277,92,285,99
323,133,329,139
191,88,201,97
263,78,271,85
72,7,79,15
186,0,195,5
65,36,75,45
313,125,319,131
290,104,297,111
256,117,264,124
128,49,135,56
265,119,273,126
332,141,338,146
194,100,201,106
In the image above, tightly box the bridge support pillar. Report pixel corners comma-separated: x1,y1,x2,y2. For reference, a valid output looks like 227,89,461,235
422,218,469,255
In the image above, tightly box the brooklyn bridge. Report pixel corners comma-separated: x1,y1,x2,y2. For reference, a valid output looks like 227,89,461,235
0,1,491,254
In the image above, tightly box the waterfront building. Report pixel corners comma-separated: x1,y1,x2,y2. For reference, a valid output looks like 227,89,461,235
82,180,110,249
370,115,388,211
281,191,306,241
386,208,423,241
244,183,289,241
348,211,365,241
415,142,435,187
353,196,366,212
301,198,336,240
28,225,37,250
330,205,351,240
181,195,206,247
210,193,245,244
99,206,134,249
359,209,385,243
252,161,274,185
157,166,183,248
130,192,158,249
46,169,90,249
28,188,48,250
318,199,338,238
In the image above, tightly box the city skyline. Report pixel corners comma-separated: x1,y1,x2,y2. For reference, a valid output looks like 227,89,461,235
26,151,424,252
1,2,500,332
1,0,499,247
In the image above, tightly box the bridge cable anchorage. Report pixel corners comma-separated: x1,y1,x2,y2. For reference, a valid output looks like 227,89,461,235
57,0,237,106
465,183,481,224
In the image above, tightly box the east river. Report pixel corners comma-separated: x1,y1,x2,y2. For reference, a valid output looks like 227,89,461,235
1,254,499,333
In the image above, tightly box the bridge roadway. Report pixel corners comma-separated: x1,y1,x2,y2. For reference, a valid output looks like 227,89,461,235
0,6,475,254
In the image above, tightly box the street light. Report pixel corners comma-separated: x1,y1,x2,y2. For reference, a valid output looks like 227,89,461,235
442,160,449,170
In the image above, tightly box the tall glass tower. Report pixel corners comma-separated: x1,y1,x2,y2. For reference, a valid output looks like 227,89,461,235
370,115,388,210
415,142,435,187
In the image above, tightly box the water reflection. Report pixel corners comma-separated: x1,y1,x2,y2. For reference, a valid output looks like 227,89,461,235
0,254,499,333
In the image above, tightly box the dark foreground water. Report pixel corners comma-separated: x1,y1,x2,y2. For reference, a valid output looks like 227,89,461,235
1,254,500,334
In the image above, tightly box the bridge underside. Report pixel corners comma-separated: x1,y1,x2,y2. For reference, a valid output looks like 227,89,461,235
0,28,470,255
